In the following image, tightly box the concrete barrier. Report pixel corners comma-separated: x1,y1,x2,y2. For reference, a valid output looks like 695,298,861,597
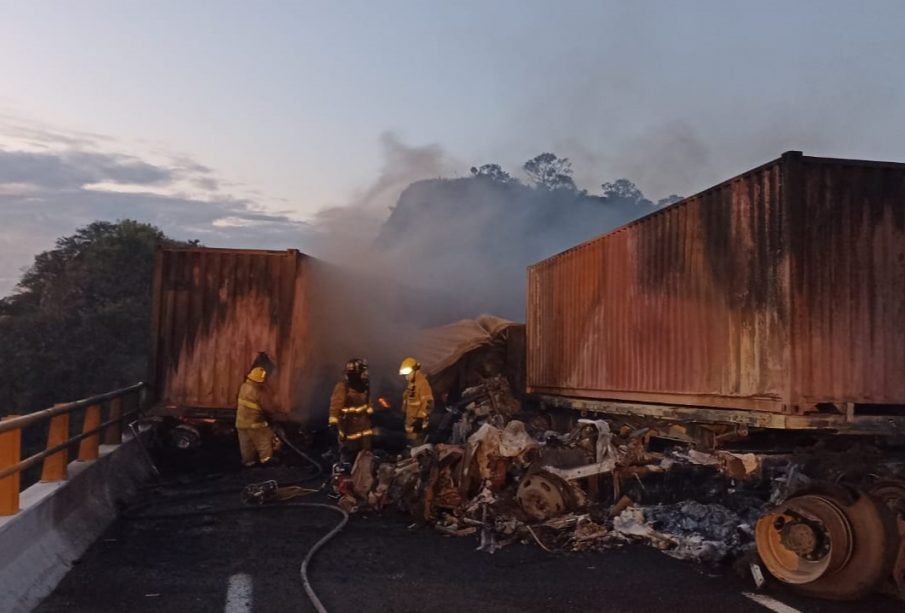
0,437,154,613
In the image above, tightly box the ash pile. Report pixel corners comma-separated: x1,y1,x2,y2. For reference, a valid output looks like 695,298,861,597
332,374,779,563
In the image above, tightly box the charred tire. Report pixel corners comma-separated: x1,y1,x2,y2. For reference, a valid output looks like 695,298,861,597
870,481,905,517
168,423,202,450
756,488,899,600
869,481,905,598
517,470,574,521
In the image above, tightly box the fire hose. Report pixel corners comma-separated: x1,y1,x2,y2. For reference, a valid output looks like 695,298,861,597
125,429,348,612
126,497,348,612
273,424,325,480
299,503,349,613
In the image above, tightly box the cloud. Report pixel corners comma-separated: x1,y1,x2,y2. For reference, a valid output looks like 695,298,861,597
0,111,109,150
0,186,312,295
0,150,173,189
0,122,465,298
192,176,219,191
0,120,311,297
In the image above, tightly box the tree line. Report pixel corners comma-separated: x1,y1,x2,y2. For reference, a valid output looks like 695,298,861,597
471,153,682,207
0,221,190,416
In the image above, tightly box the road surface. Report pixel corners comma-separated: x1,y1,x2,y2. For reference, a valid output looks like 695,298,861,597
35,465,902,613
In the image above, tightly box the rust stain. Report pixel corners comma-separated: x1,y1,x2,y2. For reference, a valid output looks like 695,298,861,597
791,157,905,406
149,247,321,422
528,152,905,416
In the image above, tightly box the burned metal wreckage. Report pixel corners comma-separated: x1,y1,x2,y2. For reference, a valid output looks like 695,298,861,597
146,152,905,603
326,152,905,603
329,374,905,602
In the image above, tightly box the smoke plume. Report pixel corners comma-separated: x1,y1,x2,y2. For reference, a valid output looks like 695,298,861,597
298,134,656,401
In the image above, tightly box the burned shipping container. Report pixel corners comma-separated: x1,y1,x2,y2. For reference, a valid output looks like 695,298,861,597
528,152,905,431
148,247,330,424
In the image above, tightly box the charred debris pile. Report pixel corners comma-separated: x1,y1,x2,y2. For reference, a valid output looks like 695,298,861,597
331,373,905,574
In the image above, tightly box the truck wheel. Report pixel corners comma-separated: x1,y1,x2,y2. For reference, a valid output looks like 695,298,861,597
756,488,898,600
868,481,905,598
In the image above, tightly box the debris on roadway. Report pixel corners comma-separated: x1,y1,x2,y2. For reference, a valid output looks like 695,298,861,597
326,379,736,557
317,365,905,607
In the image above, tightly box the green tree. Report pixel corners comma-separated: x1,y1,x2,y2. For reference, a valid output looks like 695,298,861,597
523,153,576,191
0,220,192,414
469,163,517,185
600,178,644,203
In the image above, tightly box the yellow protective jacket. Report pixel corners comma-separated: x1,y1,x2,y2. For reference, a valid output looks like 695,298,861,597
329,382,373,441
402,370,433,434
236,380,269,429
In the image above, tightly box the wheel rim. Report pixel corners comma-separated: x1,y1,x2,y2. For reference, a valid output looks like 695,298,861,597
756,495,854,585
517,471,569,521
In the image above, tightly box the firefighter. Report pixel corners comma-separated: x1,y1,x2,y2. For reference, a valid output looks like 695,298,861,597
399,357,434,446
329,358,374,459
236,366,275,467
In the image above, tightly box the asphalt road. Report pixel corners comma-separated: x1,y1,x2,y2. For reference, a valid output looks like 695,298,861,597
35,465,902,613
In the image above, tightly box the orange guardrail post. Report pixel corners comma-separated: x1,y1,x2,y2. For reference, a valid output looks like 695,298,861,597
41,407,70,482
104,397,123,445
0,415,22,516
77,404,101,461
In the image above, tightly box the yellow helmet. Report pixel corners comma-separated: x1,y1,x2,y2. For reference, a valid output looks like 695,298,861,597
399,357,419,376
247,367,267,383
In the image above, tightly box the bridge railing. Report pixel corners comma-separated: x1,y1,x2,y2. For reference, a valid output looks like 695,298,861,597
0,382,146,516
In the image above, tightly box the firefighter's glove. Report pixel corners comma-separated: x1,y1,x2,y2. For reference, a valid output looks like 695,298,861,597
412,418,425,433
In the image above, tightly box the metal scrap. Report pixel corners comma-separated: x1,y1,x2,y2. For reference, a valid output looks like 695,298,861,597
330,376,827,567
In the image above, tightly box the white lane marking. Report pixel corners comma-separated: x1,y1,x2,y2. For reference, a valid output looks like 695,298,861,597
743,592,803,613
225,573,253,613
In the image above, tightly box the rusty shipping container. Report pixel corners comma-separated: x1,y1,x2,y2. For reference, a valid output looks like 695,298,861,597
148,247,329,424
527,152,905,429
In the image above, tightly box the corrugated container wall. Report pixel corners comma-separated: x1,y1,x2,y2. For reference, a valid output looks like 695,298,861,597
149,248,323,423
527,152,905,415
793,156,905,406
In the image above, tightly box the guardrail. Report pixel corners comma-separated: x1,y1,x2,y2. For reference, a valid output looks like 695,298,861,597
0,382,146,516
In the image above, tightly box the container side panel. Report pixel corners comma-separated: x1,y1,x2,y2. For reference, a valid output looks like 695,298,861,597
153,248,311,417
288,256,336,426
200,251,221,405
172,251,191,404
291,256,315,424
528,161,791,411
792,160,905,405
213,253,237,404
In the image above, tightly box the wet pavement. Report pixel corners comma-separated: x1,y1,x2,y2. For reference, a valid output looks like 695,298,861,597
34,465,902,613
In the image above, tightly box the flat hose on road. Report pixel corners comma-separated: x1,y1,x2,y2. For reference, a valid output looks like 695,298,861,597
274,426,325,480
125,467,347,612
127,431,339,610
299,503,349,613
126,498,349,612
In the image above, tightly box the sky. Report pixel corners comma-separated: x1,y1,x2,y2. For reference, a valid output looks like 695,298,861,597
1,0,904,295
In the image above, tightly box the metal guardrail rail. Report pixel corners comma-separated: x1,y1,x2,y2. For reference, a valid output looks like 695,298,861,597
0,382,145,516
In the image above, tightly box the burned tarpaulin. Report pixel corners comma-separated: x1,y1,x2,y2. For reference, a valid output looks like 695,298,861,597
413,315,526,404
